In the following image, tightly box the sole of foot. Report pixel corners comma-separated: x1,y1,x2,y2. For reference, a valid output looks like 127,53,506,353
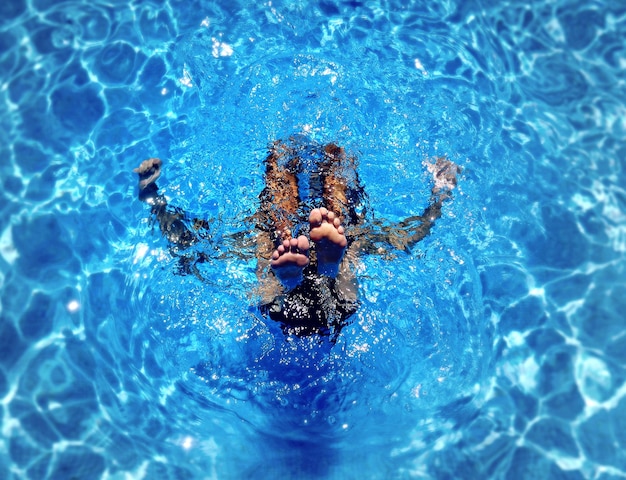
309,207,347,277
270,235,310,289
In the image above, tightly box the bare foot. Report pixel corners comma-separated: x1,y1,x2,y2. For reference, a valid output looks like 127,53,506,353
309,207,347,278
271,235,310,289
134,158,162,190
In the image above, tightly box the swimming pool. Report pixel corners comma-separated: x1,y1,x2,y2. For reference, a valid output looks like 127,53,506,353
1,0,625,478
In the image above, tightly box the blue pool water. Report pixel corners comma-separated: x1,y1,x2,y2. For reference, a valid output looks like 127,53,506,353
1,0,625,478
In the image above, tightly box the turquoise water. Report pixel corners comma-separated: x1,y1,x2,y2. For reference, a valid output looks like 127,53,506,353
1,0,625,478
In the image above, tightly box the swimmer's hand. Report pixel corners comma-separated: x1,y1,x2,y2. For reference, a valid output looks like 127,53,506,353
426,157,462,197
134,158,162,190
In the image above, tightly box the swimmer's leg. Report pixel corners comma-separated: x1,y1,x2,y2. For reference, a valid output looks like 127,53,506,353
321,144,350,220
258,141,301,238
256,142,304,290
318,144,362,306
309,207,347,278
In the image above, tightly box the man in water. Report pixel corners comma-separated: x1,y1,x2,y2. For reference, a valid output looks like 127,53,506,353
134,137,460,338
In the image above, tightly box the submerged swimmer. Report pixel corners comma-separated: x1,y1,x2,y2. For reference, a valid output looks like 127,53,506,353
134,137,460,339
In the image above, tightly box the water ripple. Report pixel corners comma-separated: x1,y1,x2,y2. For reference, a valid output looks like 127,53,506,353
1,0,625,478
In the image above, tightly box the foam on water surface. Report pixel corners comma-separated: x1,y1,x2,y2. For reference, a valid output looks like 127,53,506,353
1,0,625,478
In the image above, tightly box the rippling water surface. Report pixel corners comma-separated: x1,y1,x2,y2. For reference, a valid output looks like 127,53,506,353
1,0,625,478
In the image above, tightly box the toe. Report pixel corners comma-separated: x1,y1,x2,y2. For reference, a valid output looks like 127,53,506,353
296,235,309,252
309,208,323,226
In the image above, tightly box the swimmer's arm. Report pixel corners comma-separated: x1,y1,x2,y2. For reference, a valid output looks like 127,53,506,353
134,158,209,250
379,193,448,251
352,157,461,254
350,204,442,254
